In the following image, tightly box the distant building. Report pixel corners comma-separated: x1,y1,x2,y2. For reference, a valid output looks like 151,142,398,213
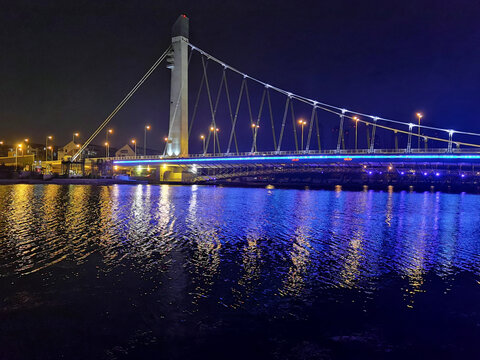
57,141,81,160
115,144,135,157
114,143,159,157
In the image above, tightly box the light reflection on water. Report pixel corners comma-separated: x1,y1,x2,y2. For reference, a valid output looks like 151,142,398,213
2,184,480,357
2,185,480,303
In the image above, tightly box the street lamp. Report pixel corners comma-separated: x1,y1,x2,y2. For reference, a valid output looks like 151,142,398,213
210,126,219,156
353,116,359,150
106,129,113,157
73,132,79,142
416,112,423,149
251,123,260,152
144,125,151,156
200,135,205,154
15,144,22,171
47,146,52,161
45,135,53,161
131,139,137,157
104,142,109,157
298,119,307,151
163,137,170,154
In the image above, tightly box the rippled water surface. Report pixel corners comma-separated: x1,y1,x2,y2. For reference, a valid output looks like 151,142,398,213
2,184,480,359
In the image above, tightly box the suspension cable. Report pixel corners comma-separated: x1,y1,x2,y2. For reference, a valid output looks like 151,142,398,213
72,45,172,161
188,43,480,139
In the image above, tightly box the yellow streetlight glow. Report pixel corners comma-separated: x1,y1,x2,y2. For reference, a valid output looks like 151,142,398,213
164,137,169,142
48,136,53,140
108,129,113,134
17,144,22,148
210,126,214,131
145,125,151,130
416,113,423,119
104,142,108,146
200,135,204,139
131,139,136,144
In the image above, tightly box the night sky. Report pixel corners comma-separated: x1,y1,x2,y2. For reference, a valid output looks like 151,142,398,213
1,0,479,152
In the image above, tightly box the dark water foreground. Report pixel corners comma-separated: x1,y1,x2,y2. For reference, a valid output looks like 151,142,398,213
1,184,480,360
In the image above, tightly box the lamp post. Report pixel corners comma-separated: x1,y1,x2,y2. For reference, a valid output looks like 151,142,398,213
106,129,113,157
164,137,169,154
144,125,151,156
210,126,219,156
45,135,53,161
15,144,23,171
251,123,260,152
131,139,137,157
47,146,53,161
104,142,109,157
200,135,205,154
73,132,79,143
353,117,359,150
298,119,307,151
416,113,423,150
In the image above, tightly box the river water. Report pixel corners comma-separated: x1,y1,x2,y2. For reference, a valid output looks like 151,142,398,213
1,184,480,359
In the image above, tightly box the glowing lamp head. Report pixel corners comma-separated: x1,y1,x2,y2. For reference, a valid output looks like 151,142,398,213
48,136,53,140
416,112,423,119
200,135,204,139
17,144,22,148
145,125,151,130
210,126,214,131
164,137,169,142
74,133,79,137
24,138,29,142
131,139,136,144
76,144,80,148
104,142,108,146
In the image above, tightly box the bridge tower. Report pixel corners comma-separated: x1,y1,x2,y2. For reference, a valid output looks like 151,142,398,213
166,15,189,156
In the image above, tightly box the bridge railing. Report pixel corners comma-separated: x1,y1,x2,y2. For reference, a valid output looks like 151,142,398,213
102,148,480,161
95,147,480,162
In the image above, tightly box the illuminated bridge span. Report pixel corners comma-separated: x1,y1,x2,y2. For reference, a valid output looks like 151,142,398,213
70,15,480,187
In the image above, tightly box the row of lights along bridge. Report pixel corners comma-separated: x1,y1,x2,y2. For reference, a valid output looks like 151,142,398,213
0,112,425,159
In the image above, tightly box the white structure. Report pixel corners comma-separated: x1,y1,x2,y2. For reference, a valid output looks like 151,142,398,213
166,15,189,157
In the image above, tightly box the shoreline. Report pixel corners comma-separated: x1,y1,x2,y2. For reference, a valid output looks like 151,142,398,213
1,178,480,194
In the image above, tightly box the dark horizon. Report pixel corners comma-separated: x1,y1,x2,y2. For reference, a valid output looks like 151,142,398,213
1,0,479,151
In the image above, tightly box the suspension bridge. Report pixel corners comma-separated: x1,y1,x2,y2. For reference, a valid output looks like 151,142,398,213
68,15,480,189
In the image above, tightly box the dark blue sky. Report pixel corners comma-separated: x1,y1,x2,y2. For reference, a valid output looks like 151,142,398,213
1,0,479,151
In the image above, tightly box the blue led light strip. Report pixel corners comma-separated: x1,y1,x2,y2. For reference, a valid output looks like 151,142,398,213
113,154,480,165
